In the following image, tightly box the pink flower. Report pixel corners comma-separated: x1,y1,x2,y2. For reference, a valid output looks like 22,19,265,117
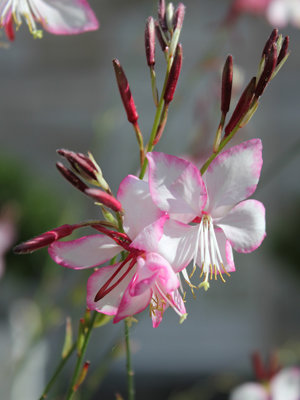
147,139,266,290
48,176,186,327
0,205,16,278
229,0,300,28
230,367,300,400
0,0,99,40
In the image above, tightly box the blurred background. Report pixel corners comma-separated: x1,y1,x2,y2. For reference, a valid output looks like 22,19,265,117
0,0,300,399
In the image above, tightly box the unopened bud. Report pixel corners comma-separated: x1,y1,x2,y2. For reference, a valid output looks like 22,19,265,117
56,162,88,192
221,55,233,115
262,29,278,57
5,16,15,41
113,59,139,124
57,149,97,181
14,224,76,254
145,16,156,67
84,188,123,213
166,2,175,32
158,0,167,31
155,21,167,52
224,77,256,137
73,361,90,392
255,43,277,98
277,36,289,66
164,44,183,104
173,3,185,31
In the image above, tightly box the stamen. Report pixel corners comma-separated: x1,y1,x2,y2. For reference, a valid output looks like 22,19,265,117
155,283,184,318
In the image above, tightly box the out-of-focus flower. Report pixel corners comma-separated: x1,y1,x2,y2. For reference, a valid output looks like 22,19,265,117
147,139,266,290
228,0,300,28
230,367,300,400
0,0,99,41
0,204,17,278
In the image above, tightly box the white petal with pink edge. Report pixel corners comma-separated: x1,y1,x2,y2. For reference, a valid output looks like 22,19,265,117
271,367,300,400
230,383,268,400
204,139,263,215
156,219,198,273
87,263,136,315
48,234,122,269
216,199,266,253
147,152,207,223
29,0,99,34
117,175,164,240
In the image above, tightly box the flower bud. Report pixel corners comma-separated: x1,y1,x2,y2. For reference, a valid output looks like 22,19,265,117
166,2,175,32
113,59,139,124
155,21,167,52
262,28,278,58
56,162,89,192
158,0,167,31
255,43,277,98
221,55,233,115
173,3,185,31
57,149,97,181
145,16,156,67
84,188,123,213
164,44,183,104
224,77,256,137
277,36,289,66
14,224,76,254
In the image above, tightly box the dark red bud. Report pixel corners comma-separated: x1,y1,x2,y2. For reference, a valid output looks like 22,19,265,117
173,3,185,30
277,36,289,66
158,0,167,31
221,55,233,115
14,224,76,254
262,28,278,57
57,149,97,180
252,352,267,381
224,77,256,137
155,21,167,52
164,44,183,104
145,16,156,67
84,188,123,212
113,59,139,124
56,162,89,192
255,43,277,98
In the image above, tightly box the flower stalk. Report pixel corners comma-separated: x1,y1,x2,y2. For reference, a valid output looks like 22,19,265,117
125,319,135,400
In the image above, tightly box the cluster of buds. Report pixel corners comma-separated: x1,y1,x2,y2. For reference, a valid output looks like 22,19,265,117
212,29,290,153
56,149,122,215
112,1,185,173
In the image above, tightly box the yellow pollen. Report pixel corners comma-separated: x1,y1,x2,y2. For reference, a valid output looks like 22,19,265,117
189,263,197,279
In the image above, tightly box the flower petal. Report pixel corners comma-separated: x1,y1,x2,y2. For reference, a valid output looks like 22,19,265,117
87,263,135,315
217,200,266,253
271,367,300,400
117,174,164,240
132,253,179,295
147,152,207,223
157,219,198,272
48,235,122,269
204,139,263,215
30,0,99,34
230,383,268,400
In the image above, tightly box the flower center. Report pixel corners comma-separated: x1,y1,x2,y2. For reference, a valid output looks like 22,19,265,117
0,0,43,38
192,213,230,291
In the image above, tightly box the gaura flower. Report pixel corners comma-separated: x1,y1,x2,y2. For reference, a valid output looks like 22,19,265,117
230,367,300,400
146,139,266,290
0,0,99,41
48,176,186,327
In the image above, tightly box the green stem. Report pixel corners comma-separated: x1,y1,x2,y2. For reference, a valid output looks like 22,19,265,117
39,343,76,399
139,57,173,179
65,311,97,400
124,319,135,400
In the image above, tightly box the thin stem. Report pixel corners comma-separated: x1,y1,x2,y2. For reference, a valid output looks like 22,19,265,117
139,56,173,179
39,343,76,399
124,319,135,400
65,311,97,400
